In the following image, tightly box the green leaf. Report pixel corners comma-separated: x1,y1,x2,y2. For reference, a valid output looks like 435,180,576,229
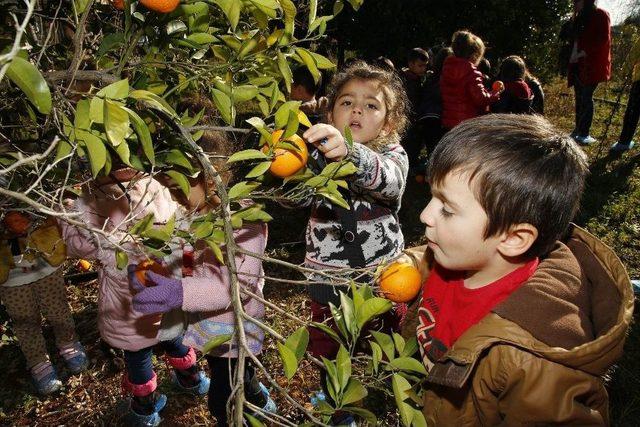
130,213,155,235
164,149,193,170
277,342,298,380
295,47,321,84
74,0,90,14
308,0,318,29
114,139,131,166
274,101,300,129
211,88,235,125
166,19,188,35
322,357,340,403
343,124,354,149
232,85,259,103
78,131,107,177
204,239,225,264
97,32,125,57
165,170,191,197
339,291,356,336
129,90,177,117
318,188,349,209
227,181,261,199
285,327,309,361
392,374,414,426
245,161,272,178
194,221,214,239
310,322,344,347
279,0,296,44
342,379,367,406
245,117,272,140
104,100,130,146
214,0,241,31
329,302,349,340
6,56,51,114
277,51,293,93
412,408,428,427
55,139,73,161
143,229,171,243
370,341,382,373
247,0,279,17
75,99,91,129
122,107,154,165
335,345,351,393
227,149,269,163
386,357,427,375
282,110,299,139
238,37,258,59
202,334,233,354
356,297,392,328
186,32,216,44
310,51,336,69
370,331,395,361
160,214,176,236
342,406,377,425
244,412,266,427
90,97,104,124
115,250,128,270
393,332,406,355
96,79,129,100
401,336,419,358
320,161,357,179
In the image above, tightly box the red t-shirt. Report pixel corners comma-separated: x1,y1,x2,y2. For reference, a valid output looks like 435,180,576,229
417,259,539,362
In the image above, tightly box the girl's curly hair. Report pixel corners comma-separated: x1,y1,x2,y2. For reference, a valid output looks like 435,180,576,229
326,61,409,148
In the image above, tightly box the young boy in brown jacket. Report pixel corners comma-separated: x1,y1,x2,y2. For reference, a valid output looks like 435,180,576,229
401,114,633,425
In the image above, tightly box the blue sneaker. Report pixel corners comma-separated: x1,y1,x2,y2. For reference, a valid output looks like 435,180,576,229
610,141,635,152
31,361,63,395
574,135,597,145
60,341,89,374
123,393,167,427
253,382,277,416
170,370,210,396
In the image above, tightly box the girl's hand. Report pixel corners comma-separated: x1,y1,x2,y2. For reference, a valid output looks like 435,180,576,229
127,264,184,314
303,124,349,161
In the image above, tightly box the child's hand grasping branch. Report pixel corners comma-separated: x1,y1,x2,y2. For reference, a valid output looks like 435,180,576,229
303,124,349,161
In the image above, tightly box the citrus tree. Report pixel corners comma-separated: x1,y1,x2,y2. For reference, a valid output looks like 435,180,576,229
0,0,427,424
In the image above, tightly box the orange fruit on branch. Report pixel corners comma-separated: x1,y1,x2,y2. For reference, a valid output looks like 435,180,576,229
140,0,180,13
378,262,422,303
111,0,125,10
135,260,170,287
77,259,92,271
262,129,309,178
3,211,31,235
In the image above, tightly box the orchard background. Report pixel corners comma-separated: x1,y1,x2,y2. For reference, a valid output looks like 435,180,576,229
1,0,639,425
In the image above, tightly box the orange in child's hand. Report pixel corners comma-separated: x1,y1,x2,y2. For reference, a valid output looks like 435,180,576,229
3,211,31,235
492,80,505,92
262,129,309,178
77,259,92,271
379,262,422,303
139,0,180,13
135,260,170,287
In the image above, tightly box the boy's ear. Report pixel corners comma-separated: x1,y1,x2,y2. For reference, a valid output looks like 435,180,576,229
327,110,333,124
497,223,538,258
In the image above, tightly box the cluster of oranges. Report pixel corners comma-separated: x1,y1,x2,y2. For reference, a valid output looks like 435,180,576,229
111,0,180,13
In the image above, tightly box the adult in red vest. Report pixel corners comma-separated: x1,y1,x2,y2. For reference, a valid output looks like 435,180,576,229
440,30,501,130
567,0,611,145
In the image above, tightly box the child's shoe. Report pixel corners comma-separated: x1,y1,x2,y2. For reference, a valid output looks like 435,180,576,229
258,382,277,414
123,392,167,427
31,361,63,395
59,341,89,374
610,141,635,152
170,369,210,396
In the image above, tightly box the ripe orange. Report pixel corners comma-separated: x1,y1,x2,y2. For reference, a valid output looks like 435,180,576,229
111,0,125,10
492,80,505,92
262,129,309,178
77,259,92,271
140,0,180,13
378,262,422,303
3,211,31,235
135,260,170,287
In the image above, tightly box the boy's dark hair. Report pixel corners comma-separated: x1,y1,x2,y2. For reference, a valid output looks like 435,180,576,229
451,30,485,64
499,55,527,82
477,57,491,76
327,60,409,145
427,114,588,258
408,47,429,64
432,47,453,75
292,66,321,96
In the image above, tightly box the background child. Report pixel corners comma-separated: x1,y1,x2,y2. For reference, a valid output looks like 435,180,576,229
299,60,409,357
404,114,632,425
291,66,329,125
0,213,88,395
440,30,502,130
492,55,533,114
60,168,209,426
401,47,430,176
525,65,545,115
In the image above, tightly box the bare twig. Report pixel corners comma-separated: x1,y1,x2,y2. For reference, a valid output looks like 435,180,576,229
0,0,38,83
0,136,59,176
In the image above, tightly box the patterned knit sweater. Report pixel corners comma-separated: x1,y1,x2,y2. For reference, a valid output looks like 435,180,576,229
295,141,409,305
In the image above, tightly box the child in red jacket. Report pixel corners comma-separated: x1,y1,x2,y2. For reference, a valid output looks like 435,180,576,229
492,55,533,114
440,30,502,129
